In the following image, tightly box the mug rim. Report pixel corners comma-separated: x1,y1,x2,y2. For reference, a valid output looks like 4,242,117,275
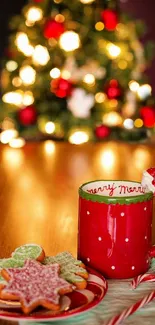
79,180,153,205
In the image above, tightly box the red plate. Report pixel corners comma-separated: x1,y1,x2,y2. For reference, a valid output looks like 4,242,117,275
0,267,107,322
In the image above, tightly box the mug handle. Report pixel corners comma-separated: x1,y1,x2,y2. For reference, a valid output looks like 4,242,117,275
149,246,155,258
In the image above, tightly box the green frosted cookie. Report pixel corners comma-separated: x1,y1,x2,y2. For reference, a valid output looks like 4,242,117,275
0,258,24,268
43,252,88,289
0,244,45,288
0,259,25,287
11,244,44,261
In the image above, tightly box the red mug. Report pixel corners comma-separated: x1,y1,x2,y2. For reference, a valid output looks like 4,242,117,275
78,180,154,279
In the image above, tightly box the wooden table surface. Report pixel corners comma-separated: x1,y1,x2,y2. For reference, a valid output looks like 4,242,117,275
0,140,155,324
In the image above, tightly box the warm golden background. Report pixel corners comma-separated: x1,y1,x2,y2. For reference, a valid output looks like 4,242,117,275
0,140,155,261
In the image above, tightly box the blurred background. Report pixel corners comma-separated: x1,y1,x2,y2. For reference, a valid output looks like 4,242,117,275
0,0,154,92
0,0,155,147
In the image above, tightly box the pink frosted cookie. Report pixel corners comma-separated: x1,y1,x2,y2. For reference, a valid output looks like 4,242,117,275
142,168,155,195
0,259,73,314
0,244,45,292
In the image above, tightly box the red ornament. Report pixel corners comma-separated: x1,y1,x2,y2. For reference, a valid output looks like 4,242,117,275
101,9,118,31
95,124,111,139
18,105,37,126
105,79,122,99
140,106,155,128
44,19,65,39
51,78,73,98
34,0,43,2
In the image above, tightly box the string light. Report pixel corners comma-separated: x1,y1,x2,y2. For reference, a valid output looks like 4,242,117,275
0,129,18,144
2,91,23,106
116,23,129,39
2,118,15,131
15,32,34,56
69,131,89,145
15,32,29,52
100,149,116,170
129,80,139,92
59,31,80,52
32,45,50,66
106,43,121,59
44,141,55,155
134,118,143,128
80,0,95,3
123,118,134,129
137,84,152,100
23,45,34,57
55,14,65,23
102,112,122,126
61,70,71,80
6,61,18,72
45,122,55,134
95,22,104,31
9,138,25,148
109,99,118,108
22,91,34,106
48,38,57,47
12,77,22,87
25,7,43,24
95,92,106,103
126,53,133,61
118,60,127,70
83,74,95,85
19,66,36,85
50,68,61,79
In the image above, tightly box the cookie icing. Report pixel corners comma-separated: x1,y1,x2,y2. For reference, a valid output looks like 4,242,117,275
44,252,88,284
1,259,73,311
12,244,43,261
0,244,44,287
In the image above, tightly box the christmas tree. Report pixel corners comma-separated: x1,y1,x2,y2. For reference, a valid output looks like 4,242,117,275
0,0,155,147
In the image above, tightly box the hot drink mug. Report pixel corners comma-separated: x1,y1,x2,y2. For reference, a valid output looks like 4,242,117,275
78,180,154,279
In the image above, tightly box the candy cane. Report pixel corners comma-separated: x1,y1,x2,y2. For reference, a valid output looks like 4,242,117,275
106,291,155,325
132,273,155,289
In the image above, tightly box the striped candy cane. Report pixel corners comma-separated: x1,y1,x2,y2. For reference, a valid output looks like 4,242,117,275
132,273,155,289
106,291,155,325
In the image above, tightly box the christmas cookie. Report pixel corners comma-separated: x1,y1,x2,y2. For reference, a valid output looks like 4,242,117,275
0,259,73,314
43,252,88,289
0,259,24,290
142,168,155,195
0,244,45,292
11,243,45,262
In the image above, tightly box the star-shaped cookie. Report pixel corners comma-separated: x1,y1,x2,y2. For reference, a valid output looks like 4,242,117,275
43,252,88,289
0,244,45,291
0,259,73,314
